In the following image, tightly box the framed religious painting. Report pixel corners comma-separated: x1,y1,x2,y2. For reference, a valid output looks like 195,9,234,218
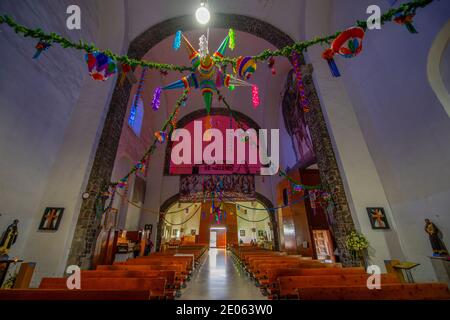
39,207,64,231
367,207,390,230
144,224,153,234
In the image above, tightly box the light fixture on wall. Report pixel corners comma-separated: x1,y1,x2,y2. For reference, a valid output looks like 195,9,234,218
195,1,210,25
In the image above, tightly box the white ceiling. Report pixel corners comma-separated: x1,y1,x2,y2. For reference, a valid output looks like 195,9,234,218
126,0,305,43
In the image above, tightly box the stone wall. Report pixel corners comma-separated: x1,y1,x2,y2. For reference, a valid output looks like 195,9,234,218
301,64,358,266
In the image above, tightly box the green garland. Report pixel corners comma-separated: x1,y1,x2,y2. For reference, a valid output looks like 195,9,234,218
0,15,192,72
114,89,188,185
217,0,433,65
0,0,433,200
0,0,433,72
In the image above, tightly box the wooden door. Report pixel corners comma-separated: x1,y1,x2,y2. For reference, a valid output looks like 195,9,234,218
216,229,227,248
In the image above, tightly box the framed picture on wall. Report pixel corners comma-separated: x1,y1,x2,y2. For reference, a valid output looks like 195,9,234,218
240,230,245,237
39,207,64,231
144,224,153,233
190,229,196,236
367,207,390,229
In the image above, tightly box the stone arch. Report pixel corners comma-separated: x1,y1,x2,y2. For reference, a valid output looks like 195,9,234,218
155,191,279,252
163,107,262,175
427,18,450,117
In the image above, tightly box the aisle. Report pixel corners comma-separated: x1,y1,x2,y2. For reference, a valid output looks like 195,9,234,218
179,248,265,300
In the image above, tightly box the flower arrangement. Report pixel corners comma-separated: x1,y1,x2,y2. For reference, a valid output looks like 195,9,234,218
346,230,369,259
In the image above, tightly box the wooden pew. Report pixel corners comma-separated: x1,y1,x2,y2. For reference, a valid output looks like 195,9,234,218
96,264,187,288
79,270,177,297
276,273,400,298
260,267,365,289
39,277,167,299
0,289,150,300
296,283,450,300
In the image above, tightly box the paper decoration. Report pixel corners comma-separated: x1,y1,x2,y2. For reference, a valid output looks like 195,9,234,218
85,51,117,81
33,40,51,59
394,12,418,33
235,56,257,80
252,85,260,108
152,87,161,111
322,27,365,77
160,30,254,115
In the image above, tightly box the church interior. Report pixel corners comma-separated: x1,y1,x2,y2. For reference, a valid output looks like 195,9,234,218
0,0,450,302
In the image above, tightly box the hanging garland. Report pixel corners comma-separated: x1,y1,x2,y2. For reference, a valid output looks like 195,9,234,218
113,89,189,189
163,204,201,226
291,52,310,112
0,0,433,213
0,0,433,74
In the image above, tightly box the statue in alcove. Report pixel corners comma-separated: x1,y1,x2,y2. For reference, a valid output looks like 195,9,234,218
424,219,448,256
0,219,19,259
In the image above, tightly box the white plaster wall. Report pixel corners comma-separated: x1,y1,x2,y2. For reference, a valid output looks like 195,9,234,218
236,203,272,244
0,0,99,260
303,0,406,272
0,0,128,285
326,0,450,281
441,43,450,92
164,203,201,238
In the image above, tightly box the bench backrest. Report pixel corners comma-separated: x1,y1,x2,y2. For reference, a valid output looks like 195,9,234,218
0,289,150,300
296,283,450,300
39,277,166,297
278,274,400,297
80,270,175,284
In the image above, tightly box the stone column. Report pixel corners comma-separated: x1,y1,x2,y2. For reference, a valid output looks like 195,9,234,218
301,64,359,267
66,80,132,268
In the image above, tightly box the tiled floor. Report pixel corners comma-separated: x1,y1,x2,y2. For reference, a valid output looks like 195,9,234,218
179,248,265,300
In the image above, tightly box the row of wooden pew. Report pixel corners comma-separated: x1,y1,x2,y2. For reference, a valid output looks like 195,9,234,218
0,244,208,300
230,246,450,300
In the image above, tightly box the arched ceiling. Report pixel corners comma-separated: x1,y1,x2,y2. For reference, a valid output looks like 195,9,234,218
126,0,305,43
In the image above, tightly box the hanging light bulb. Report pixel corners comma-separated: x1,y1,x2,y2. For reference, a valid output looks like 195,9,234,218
196,1,210,25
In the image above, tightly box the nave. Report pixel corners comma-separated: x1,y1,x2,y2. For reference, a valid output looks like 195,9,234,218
0,0,449,304
180,249,264,300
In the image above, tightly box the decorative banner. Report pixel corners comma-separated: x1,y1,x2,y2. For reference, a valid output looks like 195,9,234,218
179,175,256,202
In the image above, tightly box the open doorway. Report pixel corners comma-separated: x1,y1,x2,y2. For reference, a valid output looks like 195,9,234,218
210,227,226,248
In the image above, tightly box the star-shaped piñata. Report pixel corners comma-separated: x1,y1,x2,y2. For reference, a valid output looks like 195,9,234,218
155,29,256,118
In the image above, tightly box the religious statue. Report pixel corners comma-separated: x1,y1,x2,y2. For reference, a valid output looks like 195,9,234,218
0,219,19,258
425,219,448,256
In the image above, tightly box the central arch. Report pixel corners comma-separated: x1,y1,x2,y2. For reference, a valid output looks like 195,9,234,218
157,107,280,251
156,191,279,252
67,12,357,268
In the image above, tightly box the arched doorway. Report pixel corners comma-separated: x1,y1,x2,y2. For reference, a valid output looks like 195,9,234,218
156,191,279,252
